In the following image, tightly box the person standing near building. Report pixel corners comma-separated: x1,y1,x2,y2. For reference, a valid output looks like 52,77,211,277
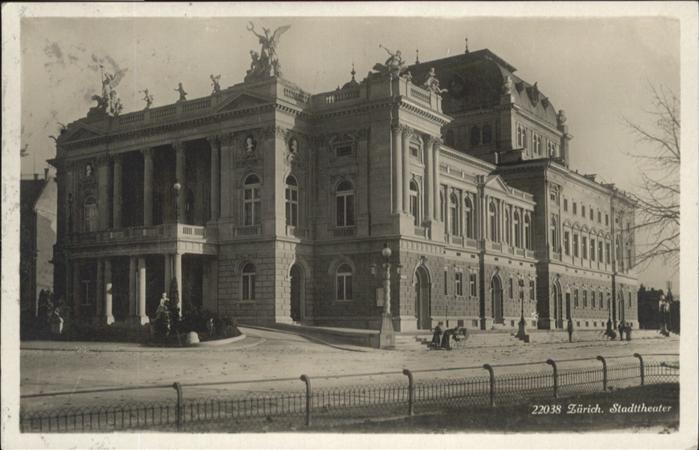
567,318,574,343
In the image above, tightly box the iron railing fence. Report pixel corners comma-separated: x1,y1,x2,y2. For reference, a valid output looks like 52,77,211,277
20,353,679,433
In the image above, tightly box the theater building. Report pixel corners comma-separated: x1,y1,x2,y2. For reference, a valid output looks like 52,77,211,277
50,44,638,332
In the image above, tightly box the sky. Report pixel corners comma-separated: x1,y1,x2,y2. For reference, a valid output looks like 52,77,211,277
20,16,680,290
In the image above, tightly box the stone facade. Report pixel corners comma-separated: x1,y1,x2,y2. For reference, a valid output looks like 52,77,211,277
50,46,638,332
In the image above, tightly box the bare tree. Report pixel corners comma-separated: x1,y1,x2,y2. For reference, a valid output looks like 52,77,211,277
624,84,680,267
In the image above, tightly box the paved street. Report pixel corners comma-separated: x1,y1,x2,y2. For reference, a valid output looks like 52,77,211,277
20,328,679,410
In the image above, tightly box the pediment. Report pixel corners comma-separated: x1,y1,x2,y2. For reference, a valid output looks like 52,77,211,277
484,175,513,195
61,124,103,142
216,93,270,112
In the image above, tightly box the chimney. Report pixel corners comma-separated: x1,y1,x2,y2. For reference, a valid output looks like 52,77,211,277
44,168,49,180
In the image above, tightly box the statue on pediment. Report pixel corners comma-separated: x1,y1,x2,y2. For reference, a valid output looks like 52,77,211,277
245,22,290,82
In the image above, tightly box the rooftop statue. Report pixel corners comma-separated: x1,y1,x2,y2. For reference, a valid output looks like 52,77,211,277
88,71,123,118
175,83,187,102
210,74,221,95
502,75,513,96
140,89,154,109
423,67,447,94
373,45,408,78
245,22,290,82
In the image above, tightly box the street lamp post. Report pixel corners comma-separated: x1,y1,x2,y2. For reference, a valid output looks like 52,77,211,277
173,180,182,223
370,243,396,349
515,276,528,341
659,294,669,336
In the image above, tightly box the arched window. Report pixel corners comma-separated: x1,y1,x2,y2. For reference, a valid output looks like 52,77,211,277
504,207,511,245
409,180,420,226
482,125,493,144
243,174,261,226
522,128,528,150
470,126,481,146
241,263,256,300
450,193,460,236
514,211,522,248
550,217,558,251
524,214,531,249
83,197,98,232
285,175,298,227
516,125,523,147
464,196,474,239
336,264,353,301
439,189,446,222
336,180,355,227
488,201,498,242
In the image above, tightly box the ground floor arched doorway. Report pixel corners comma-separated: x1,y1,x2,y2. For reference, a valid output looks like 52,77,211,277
491,275,504,324
290,264,304,323
415,266,431,330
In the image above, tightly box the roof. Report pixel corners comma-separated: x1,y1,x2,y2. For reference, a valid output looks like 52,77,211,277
407,48,559,126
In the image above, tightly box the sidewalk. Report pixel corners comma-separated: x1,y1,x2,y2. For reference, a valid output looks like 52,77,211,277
20,333,264,353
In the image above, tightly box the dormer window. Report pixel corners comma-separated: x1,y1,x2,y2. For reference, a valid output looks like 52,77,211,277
470,126,481,147
482,125,493,144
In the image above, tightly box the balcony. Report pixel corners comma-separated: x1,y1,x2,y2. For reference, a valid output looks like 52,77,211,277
414,226,427,238
68,223,217,255
332,226,356,238
490,242,503,252
286,225,311,240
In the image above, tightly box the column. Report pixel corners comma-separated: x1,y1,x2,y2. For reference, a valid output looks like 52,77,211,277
392,125,402,214
424,137,433,222
208,137,220,222
137,257,149,324
433,141,441,221
164,254,171,293
128,256,136,318
96,259,104,319
401,128,410,213
112,155,122,228
175,142,186,221
97,160,110,230
104,259,114,324
143,148,153,226
174,253,183,317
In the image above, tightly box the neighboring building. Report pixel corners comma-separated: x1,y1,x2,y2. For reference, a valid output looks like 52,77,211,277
20,170,57,317
50,42,638,332
638,286,679,332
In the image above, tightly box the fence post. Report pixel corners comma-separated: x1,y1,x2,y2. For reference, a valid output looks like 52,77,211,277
402,369,415,416
546,359,558,399
482,364,496,407
633,353,645,386
172,382,183,431
300,375,312,426
596,356,608,392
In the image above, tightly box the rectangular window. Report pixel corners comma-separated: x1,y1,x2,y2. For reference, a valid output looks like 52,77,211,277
605,214,609,226
336,144,352,157
410,144,421,161
582,236,588,259
591,291,596,308
583,290,588,308
529,280,535,300
564,231,570,255
469,273,477,297
598,241,604,263
573,202,577,215
455,272,463,296
563,198,568,212
605,243,611,264
591,238,596,261
582,205,586,217
574,289,579,307
589,207,594,220
443,270,448,295
573,234,579,257
598,211,602,223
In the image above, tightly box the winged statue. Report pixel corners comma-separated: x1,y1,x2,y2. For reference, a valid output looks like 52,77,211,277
246,22,291,79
